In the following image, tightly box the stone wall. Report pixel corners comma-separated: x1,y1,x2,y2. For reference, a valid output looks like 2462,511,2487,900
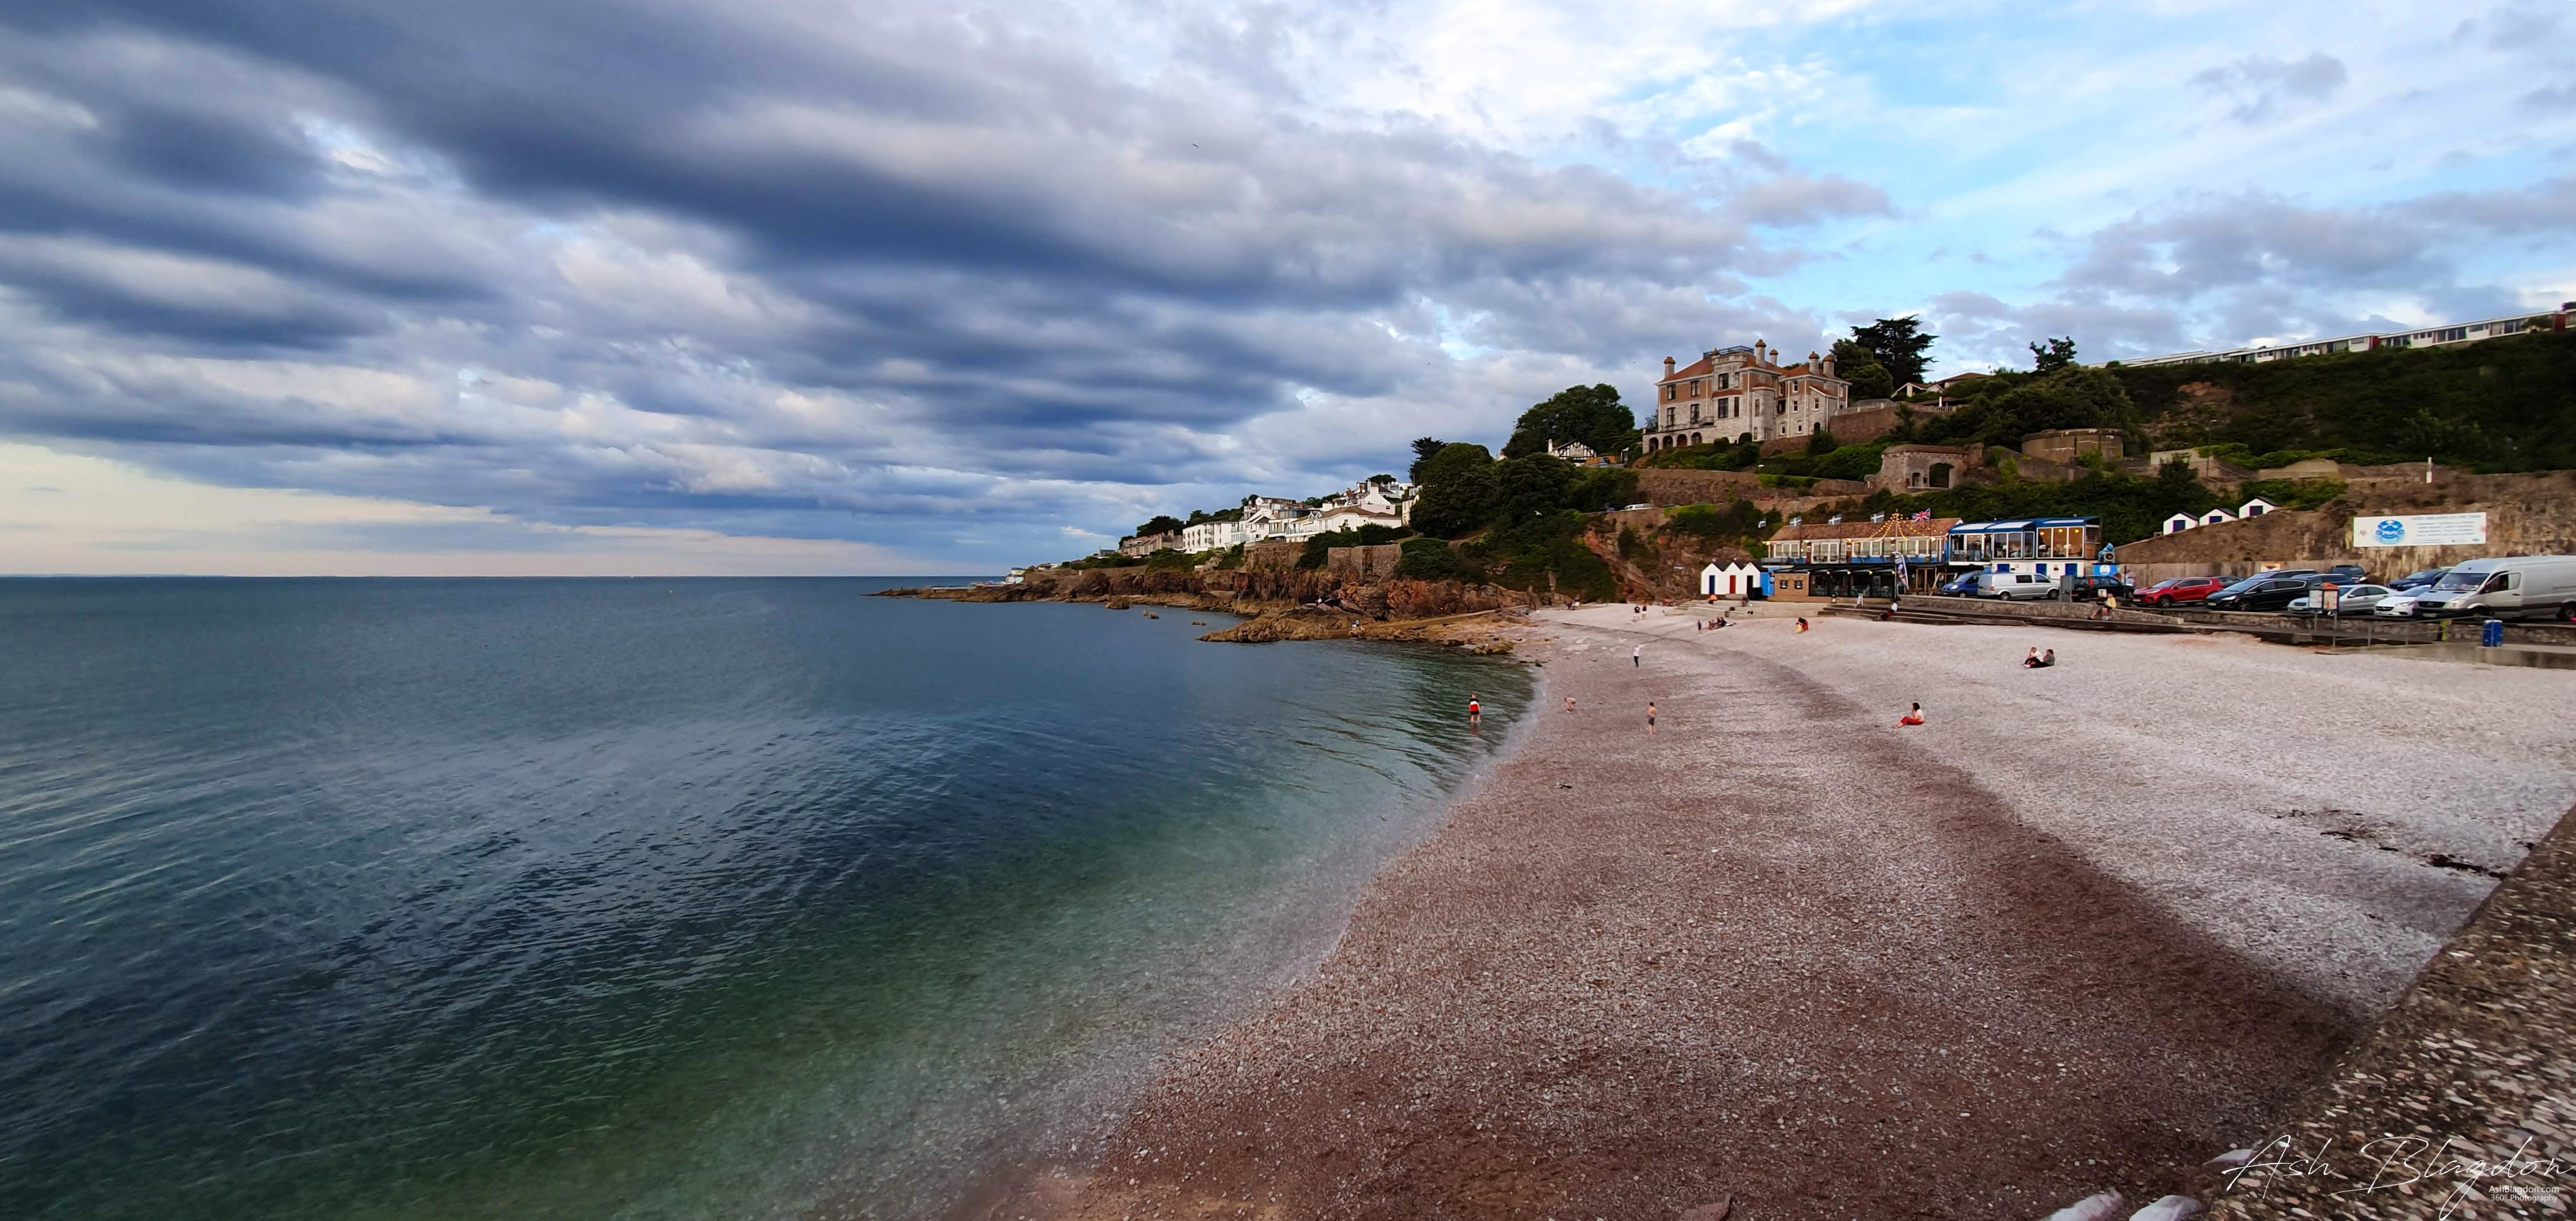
1324,542,1405,579
1242,539,1303,572
1637,467,1762,505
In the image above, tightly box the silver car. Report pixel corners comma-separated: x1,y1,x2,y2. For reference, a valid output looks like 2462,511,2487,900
2289,583,2391,615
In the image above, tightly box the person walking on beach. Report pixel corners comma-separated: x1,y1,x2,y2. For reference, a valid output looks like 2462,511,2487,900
1646,701,1657,735
1632,644,1642,667
1897,702,1925,726
1467,694,1481,728
1563,695,1575,713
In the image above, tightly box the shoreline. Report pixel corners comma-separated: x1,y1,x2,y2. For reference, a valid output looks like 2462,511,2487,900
986,606,2576,1219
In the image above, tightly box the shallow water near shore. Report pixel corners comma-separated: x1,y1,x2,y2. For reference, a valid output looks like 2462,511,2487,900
0,578,1529,1220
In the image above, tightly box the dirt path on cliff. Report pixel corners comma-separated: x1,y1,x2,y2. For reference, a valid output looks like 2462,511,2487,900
1013,619,2357,1220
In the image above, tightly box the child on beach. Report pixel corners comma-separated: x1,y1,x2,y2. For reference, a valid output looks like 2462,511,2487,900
1795,617,1809,633
1646,701,1656,735
1564,695,1574,713
1897,702,1925,726
2022,646,2039,667
1468,695,1481,726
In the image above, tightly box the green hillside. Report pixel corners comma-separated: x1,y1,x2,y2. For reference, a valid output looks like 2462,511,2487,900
2106,329,2576,471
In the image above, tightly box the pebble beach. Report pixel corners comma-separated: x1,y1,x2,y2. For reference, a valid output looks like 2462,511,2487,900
1016,607,2576,1220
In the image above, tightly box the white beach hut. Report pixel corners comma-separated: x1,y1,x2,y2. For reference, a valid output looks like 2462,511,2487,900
2238,496,2280,518
2162,512,2197,535
2200,508,2237,526
1701,561,1760,598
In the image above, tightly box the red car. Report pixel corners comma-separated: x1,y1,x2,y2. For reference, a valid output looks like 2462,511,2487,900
2138,575,2229,607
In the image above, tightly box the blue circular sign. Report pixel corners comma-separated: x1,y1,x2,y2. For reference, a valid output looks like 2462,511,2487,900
2373,518,2406,543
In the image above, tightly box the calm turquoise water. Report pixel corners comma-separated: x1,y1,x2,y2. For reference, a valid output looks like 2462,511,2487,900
0,579,1529,1219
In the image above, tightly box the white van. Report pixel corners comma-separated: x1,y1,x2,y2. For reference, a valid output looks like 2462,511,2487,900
2403,556,2576,621
1975,570,2061,600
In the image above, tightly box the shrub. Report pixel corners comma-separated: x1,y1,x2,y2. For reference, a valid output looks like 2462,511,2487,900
1394,537,1463,580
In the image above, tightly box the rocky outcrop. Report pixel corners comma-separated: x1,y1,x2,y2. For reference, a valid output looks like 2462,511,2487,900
878,554,1526,640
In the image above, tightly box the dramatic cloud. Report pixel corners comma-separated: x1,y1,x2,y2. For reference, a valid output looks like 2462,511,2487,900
0,1,2568,570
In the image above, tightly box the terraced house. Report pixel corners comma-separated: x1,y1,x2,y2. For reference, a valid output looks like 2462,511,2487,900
1644,338,1853,451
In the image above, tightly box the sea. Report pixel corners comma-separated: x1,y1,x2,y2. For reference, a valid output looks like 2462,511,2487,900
0,578,1530,1220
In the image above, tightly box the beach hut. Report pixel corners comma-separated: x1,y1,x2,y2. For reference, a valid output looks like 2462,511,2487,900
2200,508,2237,526
2162,512,2197,535
1701,561,1760,598
2238,496,2280,518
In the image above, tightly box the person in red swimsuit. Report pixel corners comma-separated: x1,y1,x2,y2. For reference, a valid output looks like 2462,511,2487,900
1467,695,1481,727
1897,702,1925,726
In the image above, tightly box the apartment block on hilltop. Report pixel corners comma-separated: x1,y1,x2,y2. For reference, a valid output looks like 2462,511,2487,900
1644,338,1853,452
2123,302,2571,368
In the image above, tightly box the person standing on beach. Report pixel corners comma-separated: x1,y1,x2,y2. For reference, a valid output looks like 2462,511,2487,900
1563,695,1574,713
1646,701,1657,735
1632,644,1642,667
1468,694,1481,728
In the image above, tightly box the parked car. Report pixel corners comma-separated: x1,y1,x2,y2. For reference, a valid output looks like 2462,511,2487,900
2392,555,2576,621
2136,575,2229,607
2205,572,2319,613
1937,572,1981,596
2068,575,2134,602
1975,570,2061,600
2322,563,2372,584
2387,567,2451,591
2288,583,2393,615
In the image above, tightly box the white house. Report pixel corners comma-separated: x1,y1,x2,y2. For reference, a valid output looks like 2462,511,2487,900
2238,497,2280,518
1701,561,1762,598
1287,507,1405,539
2163,512,2197,535
2200,508,2237,526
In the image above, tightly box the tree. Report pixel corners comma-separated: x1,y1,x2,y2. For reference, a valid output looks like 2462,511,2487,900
1502,385,1636,458
1831,339,1895,399
2029,336,2078,374
1848,317,1937,388
1492,455,1577,526
1409,437,1450,482
1975,366,2137,444
1134,515,1184,538
1394,537,1462,581
1409,443,1500,537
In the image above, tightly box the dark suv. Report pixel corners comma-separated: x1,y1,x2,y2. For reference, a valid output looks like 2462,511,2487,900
2068,575,2134,602
2205,572,2326,613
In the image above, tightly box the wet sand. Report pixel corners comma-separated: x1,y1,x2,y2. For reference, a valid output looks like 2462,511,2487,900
1022,608,2576,1219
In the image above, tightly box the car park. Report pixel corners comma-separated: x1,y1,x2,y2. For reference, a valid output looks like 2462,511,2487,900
2136,575,2229,607
2288,583,2392,615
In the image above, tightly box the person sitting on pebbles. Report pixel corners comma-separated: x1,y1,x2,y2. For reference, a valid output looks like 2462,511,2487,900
2022,646,2040,668
1897,702,1926,726
2035,648,2056,668
1794,617,1810,633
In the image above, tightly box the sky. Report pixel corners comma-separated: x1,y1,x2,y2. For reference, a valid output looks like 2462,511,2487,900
0,0,2570,575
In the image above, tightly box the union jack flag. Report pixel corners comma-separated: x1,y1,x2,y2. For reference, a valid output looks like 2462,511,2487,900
1910,509,1932,522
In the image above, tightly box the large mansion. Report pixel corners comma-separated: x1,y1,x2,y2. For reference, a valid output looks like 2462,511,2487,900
1643,339,1853,451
